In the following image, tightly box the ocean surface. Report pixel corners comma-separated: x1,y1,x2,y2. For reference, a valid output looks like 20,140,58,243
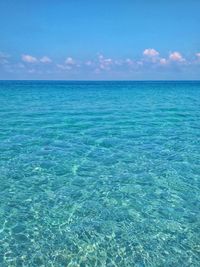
0,81,200,267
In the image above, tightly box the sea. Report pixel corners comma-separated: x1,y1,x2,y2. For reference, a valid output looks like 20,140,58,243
0,81,200,266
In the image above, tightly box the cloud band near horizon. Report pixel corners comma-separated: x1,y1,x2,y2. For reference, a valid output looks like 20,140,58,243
0,48,200,79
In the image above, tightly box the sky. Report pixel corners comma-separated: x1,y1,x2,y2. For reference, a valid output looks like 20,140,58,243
0,0,200,80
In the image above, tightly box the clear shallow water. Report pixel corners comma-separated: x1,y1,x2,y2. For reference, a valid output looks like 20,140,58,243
0,81,200,267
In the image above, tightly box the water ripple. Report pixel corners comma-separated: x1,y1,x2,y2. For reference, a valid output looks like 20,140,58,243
0,81,200,266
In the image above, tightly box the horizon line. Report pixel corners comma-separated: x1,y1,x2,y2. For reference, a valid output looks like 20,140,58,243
0,79,200,82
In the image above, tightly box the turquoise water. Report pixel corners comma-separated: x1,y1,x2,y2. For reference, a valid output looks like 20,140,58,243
0,81,200,266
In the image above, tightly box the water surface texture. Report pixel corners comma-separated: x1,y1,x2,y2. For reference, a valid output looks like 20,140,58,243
0,81,200,266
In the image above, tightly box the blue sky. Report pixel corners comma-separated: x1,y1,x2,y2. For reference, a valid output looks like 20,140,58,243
0,0,200,80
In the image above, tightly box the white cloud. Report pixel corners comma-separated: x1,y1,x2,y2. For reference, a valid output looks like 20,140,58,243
114,60,123,66
98,55,113,70
143,48,159,57
22,54,52,64
196,53,200,59
65,57,75,65
85,60,92,66
160,58,168,65
40,56,52,63
125,58,134,66
56,64,72,70
22,54,37,63
169,52,185,62
2,50,196,77
56,57,77,71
